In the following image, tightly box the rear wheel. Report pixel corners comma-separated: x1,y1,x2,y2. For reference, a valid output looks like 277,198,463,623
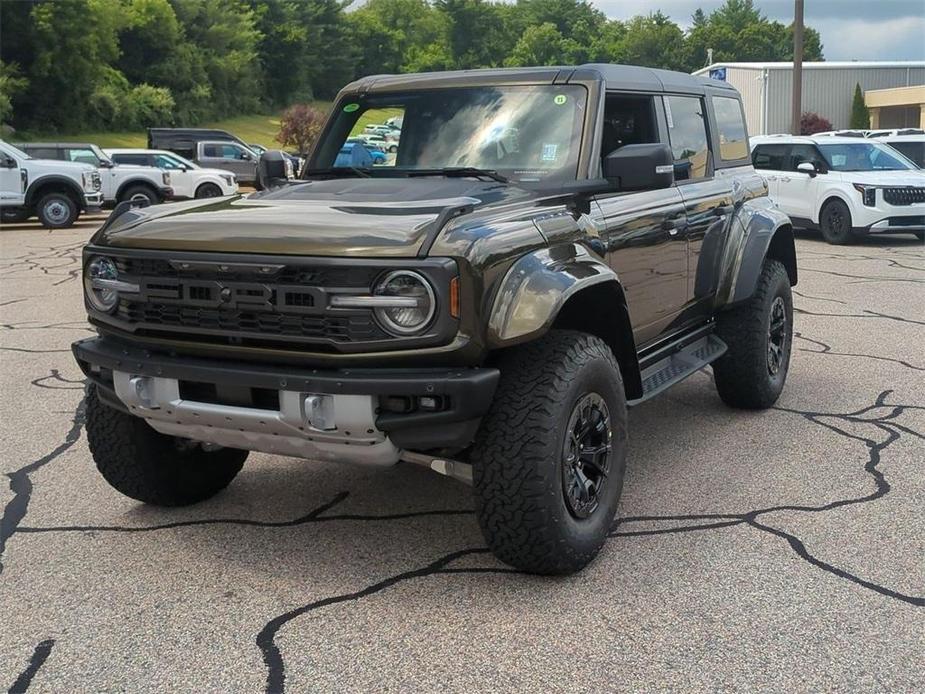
713,258,793,409
471,331,628,575
36,192,77,228
120,185,159,206
85,385,247,506
819,199,856,244
195,182,223,199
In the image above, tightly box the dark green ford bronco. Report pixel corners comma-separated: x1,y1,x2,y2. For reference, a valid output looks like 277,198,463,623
73,64,796,574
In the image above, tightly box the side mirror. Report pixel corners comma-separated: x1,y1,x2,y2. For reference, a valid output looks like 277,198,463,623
603,143,675,192
257,150,292,191
240,152,253,161
796,161,818,177
0,156,16,169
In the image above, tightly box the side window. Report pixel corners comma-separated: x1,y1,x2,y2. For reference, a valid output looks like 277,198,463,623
665,95,710,181
153,154,183,169
752,144,788,170
113,154,150,166
26,147,59,160
600,94,658,159
787,144,826,171
221,144,249,160
202,144,221,158
65,148,100,166
712,96,748,161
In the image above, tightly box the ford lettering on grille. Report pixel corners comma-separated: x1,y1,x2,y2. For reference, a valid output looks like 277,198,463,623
139,278,324,314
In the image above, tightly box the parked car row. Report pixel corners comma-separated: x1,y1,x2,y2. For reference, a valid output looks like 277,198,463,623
814,128,925,167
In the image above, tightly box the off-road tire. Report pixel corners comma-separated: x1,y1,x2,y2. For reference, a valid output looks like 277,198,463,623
36,192,77,228
195,182,223,199
120,184,159,206
85,384,247,506
471,331,628,575
713,259,793,409
819,198,855,245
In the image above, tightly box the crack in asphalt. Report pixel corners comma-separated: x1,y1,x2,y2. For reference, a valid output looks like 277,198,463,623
0,241,84,286
5,639,55,694
795,331,924,371
793,307,925,326
0,400,85,576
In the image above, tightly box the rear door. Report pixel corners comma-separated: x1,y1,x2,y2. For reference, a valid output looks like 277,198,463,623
777,143,825,222
663,93,733,321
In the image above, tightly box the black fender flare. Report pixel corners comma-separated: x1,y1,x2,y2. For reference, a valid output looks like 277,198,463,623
25,175,86,209
718,198,797,307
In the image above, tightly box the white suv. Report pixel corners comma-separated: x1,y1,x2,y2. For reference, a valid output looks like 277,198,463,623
751,135,925,244
105,149,238,199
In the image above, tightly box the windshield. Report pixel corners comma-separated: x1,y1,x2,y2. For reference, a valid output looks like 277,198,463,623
313,85,588,183
817,142,916,171
1,142,32,160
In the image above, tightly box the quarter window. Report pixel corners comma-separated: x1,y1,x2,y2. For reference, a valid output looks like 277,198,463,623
712,97,748,161
665,95,710,180
752,144,788,170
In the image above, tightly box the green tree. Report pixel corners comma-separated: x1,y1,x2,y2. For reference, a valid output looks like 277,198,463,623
0,61,27,126
850,83,870,129
619,12,687,71
505,22,568,67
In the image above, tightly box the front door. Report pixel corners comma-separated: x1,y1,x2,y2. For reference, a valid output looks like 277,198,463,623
776,143,825,222
593,188,689,347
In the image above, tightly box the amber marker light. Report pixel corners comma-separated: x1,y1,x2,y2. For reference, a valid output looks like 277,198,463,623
450,276,460,318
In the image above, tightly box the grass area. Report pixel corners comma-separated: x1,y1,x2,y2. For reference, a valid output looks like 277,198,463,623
349,107,403,136
15,106,330,149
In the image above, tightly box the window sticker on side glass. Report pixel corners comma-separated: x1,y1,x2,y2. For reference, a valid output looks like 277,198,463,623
665,98,674,128
831,154,847,167
541,143,559,161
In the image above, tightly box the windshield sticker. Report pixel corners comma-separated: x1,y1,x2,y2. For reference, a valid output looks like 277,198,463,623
554,94,568,106
343,103,360,113
541,143,559,161
830,154,847,167
665,99,674,128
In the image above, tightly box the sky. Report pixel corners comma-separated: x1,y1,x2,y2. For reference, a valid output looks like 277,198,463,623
594,0,925,61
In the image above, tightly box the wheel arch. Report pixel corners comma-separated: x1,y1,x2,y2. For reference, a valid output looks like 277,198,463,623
486,244,643,399
25,175,85,208
817,192,855,225
115,177,159,202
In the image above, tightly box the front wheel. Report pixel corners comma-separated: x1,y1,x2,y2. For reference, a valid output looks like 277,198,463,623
195,182,223,199
36,193,77,228
471,331,628,575
713,258,793,409
120,185,159,206
85,385,247,506
819,199,856,245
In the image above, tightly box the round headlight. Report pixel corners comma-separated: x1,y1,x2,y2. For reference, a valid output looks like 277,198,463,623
84,256,119,313
373,270,436,335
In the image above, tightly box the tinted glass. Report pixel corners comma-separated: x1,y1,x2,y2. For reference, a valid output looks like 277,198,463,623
752,144,788,170
113,154,150,166
787,145,827,171
202,145,220,157
25,147,57,160
817,142,915,171
317,85,588,184
712,96,748,161
665,95,710,179
889,141,924,167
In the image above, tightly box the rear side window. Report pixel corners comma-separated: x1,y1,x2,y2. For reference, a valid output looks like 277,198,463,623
712,97,748,161
112,154,150,166
752,144,787,170
665,95,710,180
889,141,924,167
202,145,221,158
24,147,60,160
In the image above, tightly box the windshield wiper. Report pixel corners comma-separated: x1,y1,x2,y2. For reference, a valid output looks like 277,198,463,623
302,166,372,179
407,167,509,183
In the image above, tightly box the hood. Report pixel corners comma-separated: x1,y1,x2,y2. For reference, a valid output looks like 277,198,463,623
836,169,925,186
94,177,540,257
29,158,95,174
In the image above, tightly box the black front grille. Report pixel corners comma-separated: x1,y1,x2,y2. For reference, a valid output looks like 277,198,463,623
883,187,925,206
110,255,390,346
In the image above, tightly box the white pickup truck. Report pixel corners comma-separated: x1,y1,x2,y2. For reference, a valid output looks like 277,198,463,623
104,149,238,199
16,142,173,207
0,140,103,228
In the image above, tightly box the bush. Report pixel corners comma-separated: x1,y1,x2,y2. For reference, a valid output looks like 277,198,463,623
800,112,832,135
276,104,327,156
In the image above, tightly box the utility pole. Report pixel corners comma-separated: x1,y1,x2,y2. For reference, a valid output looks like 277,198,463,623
791,0,804,134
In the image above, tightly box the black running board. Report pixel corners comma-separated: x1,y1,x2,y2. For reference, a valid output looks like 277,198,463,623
627,334,727,407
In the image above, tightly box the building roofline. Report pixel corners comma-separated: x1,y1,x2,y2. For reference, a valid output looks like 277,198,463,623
694,61,925,74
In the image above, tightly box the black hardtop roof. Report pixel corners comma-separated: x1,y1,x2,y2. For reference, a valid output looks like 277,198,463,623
343,63,736,96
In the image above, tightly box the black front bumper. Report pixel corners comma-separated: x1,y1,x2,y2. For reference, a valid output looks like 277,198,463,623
72,337,499,451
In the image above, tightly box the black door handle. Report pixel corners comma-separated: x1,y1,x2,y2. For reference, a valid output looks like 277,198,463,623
714,204,735,216
662,218,688,235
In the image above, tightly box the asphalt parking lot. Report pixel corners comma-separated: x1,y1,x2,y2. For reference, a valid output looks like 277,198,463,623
1,213,923,692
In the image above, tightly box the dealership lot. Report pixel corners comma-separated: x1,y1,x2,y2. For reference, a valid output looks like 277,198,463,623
1,217,922,692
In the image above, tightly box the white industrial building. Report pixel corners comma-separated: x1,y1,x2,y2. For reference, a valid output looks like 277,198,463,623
693,61,925,135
